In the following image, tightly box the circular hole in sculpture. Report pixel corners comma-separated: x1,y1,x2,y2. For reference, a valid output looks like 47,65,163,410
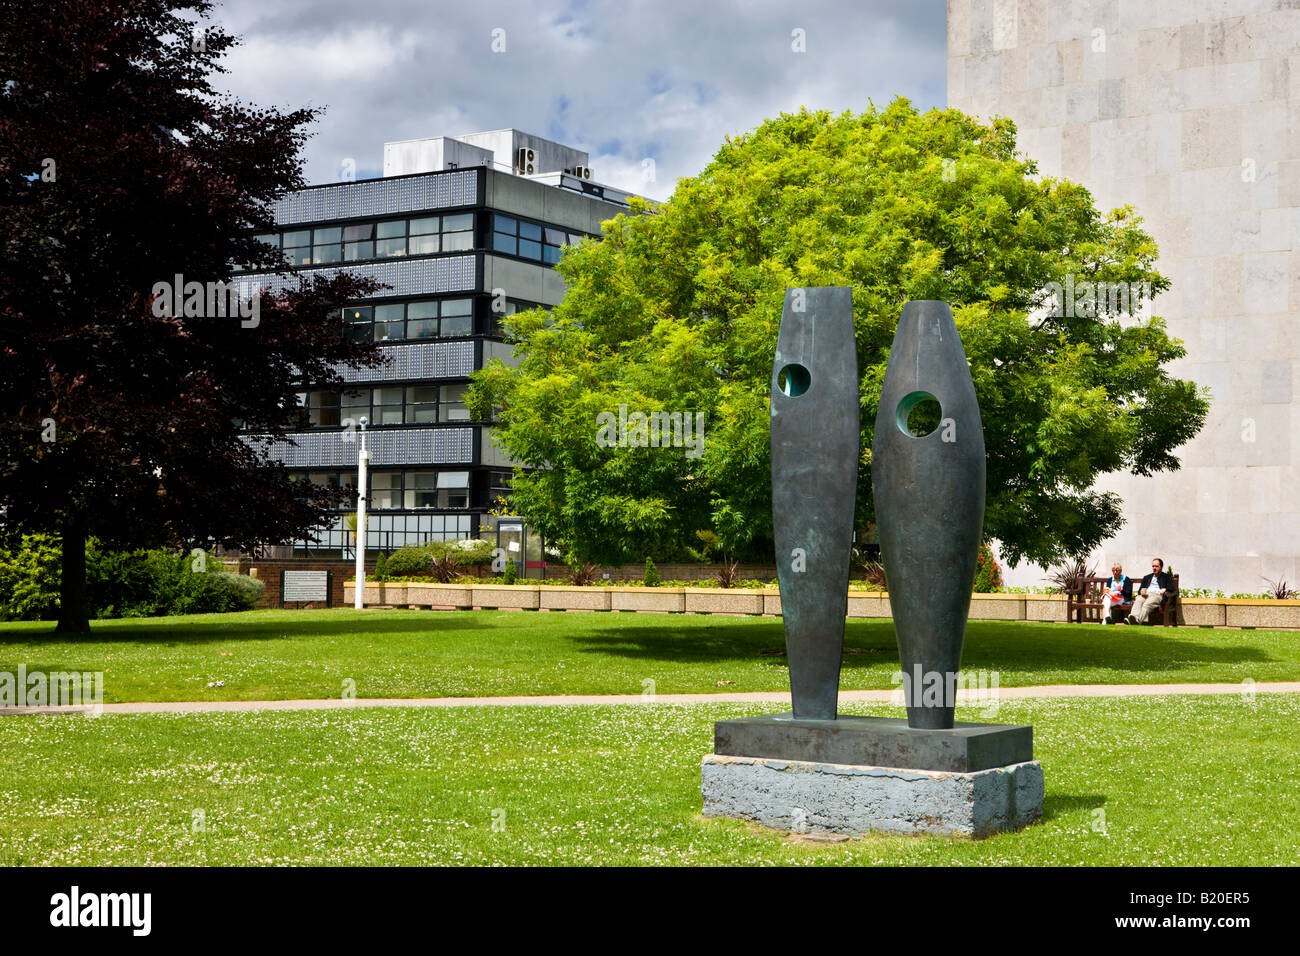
777,364,811,397
896,391,943,438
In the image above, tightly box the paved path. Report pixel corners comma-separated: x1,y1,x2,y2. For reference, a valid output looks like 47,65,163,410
3,681,1298,716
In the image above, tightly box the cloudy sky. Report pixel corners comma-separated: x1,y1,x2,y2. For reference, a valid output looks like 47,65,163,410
209,0,948,198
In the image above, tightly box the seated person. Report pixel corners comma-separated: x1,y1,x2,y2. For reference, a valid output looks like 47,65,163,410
1126,557,1176,624
1100,563,1132,624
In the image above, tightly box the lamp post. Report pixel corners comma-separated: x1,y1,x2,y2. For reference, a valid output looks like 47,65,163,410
353,416,370,610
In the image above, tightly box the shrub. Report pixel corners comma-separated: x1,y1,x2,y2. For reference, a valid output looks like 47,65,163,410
502,558,518,584
374,552,389,581
0,533,61,621
384,547,434,578
171,565,241,614
644,558,661,587
1045,556,1097,593
219,572,266,610
715,560,740,589
570,562,599,586
86,544,177,617
449,538,494,566
1,536,266,620
1263,576,1296,600
972,542,1004,592
428,553,463,584
860,560,888,589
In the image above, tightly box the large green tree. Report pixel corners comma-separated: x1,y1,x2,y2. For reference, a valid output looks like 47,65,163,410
469,100,1208,568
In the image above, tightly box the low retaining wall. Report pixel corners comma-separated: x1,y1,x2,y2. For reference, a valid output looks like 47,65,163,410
342,583,1300,627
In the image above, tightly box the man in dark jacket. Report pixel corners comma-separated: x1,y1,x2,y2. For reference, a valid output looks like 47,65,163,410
1126,558,1176,624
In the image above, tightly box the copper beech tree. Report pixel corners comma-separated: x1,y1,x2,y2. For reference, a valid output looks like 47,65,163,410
0,0,382,631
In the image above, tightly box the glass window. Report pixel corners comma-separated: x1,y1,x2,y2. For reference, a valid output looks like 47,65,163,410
374,304,404,341
441,231,473,251
519,220,542,241
376,220,406,238
444,213,473,232
492,233,516,255
309,390,340,427
441,298,472,316
440,311,472,336
376,236,406,257
406,471,439,509
441,385,469,421
407,301,437,338
518,238,541,260
407,317,438,339
543,244,562,264
493,215,516,234
341,390,368,421
312,241,342,264
342,223,375,261
283,230,312,266
409,233,440,255
313,226,342,264
437,470,470,488
373,387,403,425
343,306,372,343
405,386,439,423
371,472,400,510
409,216,440,235
544,228,566,246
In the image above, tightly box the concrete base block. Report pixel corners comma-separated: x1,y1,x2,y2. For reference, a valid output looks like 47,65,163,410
701,754,1044,839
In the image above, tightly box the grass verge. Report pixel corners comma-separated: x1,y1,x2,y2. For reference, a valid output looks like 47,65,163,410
0,694,1295,865
1,610,1297,703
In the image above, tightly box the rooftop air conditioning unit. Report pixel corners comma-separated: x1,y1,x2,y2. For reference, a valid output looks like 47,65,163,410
516,147,535,175
573,165,593,180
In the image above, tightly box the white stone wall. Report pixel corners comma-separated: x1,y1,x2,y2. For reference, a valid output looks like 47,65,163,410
949,0,1300,594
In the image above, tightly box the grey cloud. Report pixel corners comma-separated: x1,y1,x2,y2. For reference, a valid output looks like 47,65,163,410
211,0,947,195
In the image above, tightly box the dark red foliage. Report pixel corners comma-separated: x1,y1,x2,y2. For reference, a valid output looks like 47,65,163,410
0,1,384,629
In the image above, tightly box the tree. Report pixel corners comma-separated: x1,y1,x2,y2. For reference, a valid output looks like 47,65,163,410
469,100,1208,568
0,0,381,631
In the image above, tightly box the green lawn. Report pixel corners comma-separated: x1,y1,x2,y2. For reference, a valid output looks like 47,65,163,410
1,693,1295,865
0,609,1296,703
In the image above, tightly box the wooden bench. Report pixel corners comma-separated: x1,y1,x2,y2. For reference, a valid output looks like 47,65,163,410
1067,575,1180,626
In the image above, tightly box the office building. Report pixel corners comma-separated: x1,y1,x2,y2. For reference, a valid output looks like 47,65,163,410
239,130,643,556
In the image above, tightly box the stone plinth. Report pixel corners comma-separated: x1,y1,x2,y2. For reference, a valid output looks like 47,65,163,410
714,713,1033,773
702,754,1044,839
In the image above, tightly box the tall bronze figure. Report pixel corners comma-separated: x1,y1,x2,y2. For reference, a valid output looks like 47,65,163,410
770,287,858,721
871,300,986,729
704,294,1041,838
